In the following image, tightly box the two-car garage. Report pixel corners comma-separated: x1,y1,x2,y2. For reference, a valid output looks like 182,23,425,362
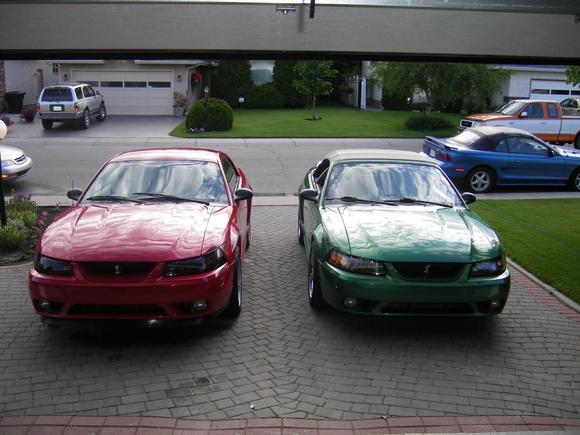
72,70,174,116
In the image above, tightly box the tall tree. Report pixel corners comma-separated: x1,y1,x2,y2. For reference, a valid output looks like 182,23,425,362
212,60,253,108
566,66,580,86
371,62,508,114
292,61,337,120
272,60,304,108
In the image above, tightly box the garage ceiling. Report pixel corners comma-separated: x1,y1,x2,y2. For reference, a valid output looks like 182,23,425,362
1,0,579,62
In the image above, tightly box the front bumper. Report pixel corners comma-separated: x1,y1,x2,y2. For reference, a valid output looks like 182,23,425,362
2,156,33,182
319,261,510,316
28,261,235,322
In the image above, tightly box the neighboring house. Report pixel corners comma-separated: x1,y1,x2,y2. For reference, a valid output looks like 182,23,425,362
2,59,214,116
496,65,580,104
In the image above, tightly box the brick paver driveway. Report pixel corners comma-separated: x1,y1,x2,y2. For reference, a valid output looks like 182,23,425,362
0,206,578,422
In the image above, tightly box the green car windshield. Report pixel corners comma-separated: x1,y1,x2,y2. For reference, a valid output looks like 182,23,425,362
324,162,463,207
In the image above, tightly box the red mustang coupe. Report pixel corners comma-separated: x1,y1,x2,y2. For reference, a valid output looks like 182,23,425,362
29,148,253,325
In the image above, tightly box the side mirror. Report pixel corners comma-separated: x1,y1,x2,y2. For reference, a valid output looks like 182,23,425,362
67,189,82,201
234,188,253,203
462,192,476,205
96,91,101,95
520,111,528,118
300,188,318,202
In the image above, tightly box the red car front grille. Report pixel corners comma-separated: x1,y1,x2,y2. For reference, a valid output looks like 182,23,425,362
67,304,166,316
78,262,156,279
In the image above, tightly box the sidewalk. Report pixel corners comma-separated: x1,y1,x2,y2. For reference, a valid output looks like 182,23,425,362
1,414,579,434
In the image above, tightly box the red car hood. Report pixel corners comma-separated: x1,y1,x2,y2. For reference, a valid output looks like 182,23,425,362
464,113,515,122
40,203,231,262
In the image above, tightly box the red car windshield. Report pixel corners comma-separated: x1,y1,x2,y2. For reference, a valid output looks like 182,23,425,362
82,160,229,204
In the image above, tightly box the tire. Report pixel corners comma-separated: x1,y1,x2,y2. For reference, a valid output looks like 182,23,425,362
307,243,324,309
96,103,106,122
41,119,53,130
80,109,90,129
222,251,242,319
297,217,304,246
574,135,580,150
466,167,495,193
569,168,580,192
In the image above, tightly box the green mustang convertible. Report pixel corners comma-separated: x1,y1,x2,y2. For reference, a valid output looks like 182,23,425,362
298,149,510,316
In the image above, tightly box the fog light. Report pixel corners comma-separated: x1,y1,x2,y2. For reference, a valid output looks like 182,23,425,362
39,300,51,311
191,300,208,312
344,297,357,308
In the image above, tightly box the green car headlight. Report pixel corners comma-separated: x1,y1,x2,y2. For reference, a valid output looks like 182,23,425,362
326,249,386,276
34,254,73,276
470,253,506,277
164,248,226,277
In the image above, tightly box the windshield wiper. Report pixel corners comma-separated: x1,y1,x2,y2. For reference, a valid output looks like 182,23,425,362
391,197,453,208
85,195,143,204
131,192,210,206
325,196,399,206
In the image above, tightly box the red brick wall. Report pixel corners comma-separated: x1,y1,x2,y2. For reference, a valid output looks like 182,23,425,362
0,61,6,112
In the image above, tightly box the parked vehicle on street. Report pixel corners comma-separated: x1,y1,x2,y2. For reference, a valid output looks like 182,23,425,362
37,84,106,130
561,97,580,116
0,144,33,181
29,148,253,326
422,126,580,193
459,99,580,149
297,149,510,317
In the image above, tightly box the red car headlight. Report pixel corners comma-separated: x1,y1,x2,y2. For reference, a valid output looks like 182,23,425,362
34,254,73,276
164,249,226,277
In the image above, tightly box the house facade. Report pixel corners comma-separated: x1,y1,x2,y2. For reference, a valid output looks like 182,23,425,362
1,59,213,115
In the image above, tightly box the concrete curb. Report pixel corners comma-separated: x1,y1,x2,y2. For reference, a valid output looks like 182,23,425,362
507,259,580,314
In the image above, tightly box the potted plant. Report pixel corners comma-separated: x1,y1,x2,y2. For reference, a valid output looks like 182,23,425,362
173,92,189,117
20,107,36,123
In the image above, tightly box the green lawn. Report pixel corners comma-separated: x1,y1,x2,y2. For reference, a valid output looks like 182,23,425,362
470,199,580,304
169,107,461,138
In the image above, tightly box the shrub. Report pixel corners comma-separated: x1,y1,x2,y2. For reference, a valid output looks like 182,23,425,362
405,115,453,131
212,60,253,108
272,60,305,108
20,107,36,122
186,98,233,132
0,223,29,252
245,83,285,109
381,92,410,110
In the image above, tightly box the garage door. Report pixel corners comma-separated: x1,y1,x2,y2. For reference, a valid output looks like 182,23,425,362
72,70,173,115
530,79,580,102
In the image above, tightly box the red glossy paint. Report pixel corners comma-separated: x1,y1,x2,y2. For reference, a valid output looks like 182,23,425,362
29,148,253,323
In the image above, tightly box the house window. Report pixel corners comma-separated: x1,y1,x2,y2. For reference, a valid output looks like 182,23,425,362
52,64,59,75
551,90,569,96
148,81,171,88
101,81,123,88
81,81,99,87
124,81,147,88
531,88,549,94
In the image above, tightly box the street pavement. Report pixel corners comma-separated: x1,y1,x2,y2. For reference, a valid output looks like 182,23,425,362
0,206,578,433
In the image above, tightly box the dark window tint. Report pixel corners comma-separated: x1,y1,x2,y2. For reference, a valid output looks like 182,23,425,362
148,81,171,88
561,99,578,108
551,90,569,95
525,103,543,118
507,137,550,156
82,86,95,98
547,104,558,118
124,81,147,88
571,91,580,96
41,87,74,102
221,157,238,194
495,139,509,153
75,88,83,100
101,81,123,88
531,89,549,94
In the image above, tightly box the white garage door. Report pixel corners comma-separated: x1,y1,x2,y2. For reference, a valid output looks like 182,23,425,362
72,70,173,115
530,79,580,102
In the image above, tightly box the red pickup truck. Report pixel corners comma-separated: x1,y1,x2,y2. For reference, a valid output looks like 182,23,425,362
459,99,580,149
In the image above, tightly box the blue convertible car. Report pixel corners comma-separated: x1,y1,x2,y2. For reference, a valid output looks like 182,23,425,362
422,126,580,193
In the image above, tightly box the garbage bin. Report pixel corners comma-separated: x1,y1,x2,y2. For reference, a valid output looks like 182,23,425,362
5,91,25,114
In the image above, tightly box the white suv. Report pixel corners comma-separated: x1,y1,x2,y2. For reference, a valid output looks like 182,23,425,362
37,84,106,130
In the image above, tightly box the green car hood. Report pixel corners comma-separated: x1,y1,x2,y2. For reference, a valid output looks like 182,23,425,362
325,205,501,263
